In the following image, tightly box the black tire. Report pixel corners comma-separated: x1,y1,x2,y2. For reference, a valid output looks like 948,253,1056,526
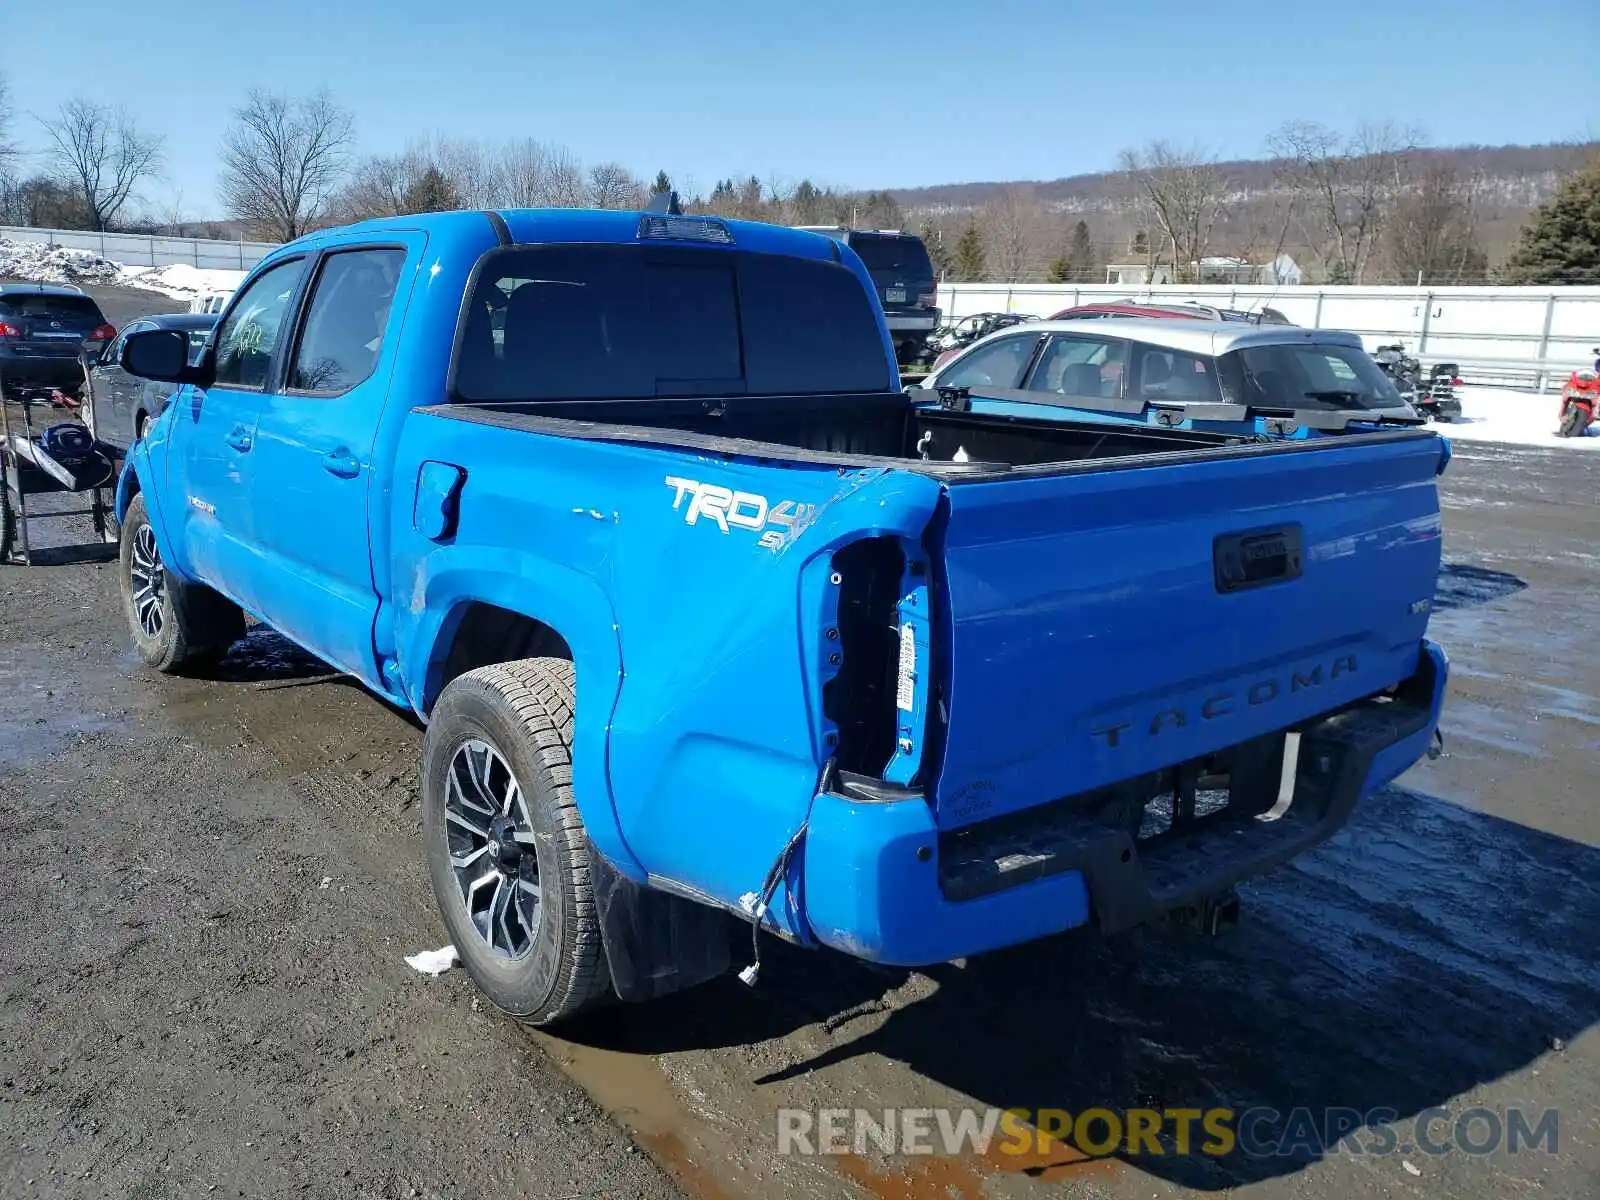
421,658,611,1026
118,493,245,671
98,500,122,545
1559,407,1588,438
0,481,15,564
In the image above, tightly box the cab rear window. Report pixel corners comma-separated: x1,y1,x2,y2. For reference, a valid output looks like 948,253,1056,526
452,244,890,401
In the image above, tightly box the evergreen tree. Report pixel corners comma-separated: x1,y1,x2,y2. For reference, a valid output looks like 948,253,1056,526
1503,156,1600,284
651,170,672,196
1067,220,1095,281
708,179,737,215
1047,220,1095,282
400,166,462,215
791,180,821,224
953,220,986,282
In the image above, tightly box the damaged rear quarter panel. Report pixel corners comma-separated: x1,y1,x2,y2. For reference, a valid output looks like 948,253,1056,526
601,447,943,933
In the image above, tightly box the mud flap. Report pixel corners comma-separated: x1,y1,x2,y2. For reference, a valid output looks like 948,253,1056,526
589,840,735,1002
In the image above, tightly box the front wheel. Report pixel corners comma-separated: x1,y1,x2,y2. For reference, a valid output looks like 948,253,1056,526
118,493,245,671
421,658,611,1026
1559,405,1590,438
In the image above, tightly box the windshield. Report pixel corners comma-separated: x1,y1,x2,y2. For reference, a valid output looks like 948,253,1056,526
453,243,890,401
847,233,934,280
1220,343,1405,411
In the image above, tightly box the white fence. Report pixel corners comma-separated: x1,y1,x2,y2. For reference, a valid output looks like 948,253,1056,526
0,224,277,271
936,282,1600,390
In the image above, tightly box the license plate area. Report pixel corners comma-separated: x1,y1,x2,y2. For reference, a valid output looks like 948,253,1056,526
884,287,907,304
1214,525,1302,594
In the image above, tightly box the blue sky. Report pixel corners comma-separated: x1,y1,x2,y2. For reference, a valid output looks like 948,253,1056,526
4,0,1595,218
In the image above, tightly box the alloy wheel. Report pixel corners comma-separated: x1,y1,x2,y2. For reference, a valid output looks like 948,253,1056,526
128,525,166,639
444,738,542,958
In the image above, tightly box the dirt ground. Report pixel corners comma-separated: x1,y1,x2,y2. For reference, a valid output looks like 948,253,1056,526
1,287,1596,1200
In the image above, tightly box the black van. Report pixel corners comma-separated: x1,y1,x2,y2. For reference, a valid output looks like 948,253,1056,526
795,227,939,364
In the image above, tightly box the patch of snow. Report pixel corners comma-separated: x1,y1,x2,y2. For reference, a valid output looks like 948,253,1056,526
118,263,248,302
1437,385,1600,451
0,238,124,285
1,238,247,303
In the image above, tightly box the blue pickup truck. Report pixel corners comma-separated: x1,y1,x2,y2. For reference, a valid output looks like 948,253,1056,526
112,205,1450,1025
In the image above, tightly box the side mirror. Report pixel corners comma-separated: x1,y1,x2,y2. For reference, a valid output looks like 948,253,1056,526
122,328,208,385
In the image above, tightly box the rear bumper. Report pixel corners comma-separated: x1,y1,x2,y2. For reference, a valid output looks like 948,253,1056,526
0,351,85,391
802,639,1448,966
884,310,939,334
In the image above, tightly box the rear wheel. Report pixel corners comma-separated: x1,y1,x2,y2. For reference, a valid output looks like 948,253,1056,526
119,493,245,671
421,658,611,1026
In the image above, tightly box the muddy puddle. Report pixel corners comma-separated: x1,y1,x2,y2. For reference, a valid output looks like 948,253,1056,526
0,641,125,768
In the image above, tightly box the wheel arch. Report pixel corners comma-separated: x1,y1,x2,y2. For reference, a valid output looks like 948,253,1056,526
403,556,642,881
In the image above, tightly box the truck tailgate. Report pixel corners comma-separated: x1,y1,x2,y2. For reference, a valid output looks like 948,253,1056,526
930,432,1444,830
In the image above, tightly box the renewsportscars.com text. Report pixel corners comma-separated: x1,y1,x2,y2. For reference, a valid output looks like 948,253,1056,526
776,1105,1560,1160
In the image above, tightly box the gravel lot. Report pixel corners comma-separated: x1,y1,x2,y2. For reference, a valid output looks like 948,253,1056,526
1,286,1595,1200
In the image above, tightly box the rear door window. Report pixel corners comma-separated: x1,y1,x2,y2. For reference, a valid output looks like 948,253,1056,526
1026,335,1127,399
453,244,890,401
1131,344,1222,403
938,333,1040,390
287,248,406,394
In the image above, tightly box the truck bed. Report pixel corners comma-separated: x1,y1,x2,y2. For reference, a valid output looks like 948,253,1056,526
420,390,1439,480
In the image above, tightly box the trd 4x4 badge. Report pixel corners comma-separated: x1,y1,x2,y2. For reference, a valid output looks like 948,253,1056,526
664,476,815,549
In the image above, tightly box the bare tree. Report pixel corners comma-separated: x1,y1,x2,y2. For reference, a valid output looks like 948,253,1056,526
588,162,642,209
428,137,502,208
982,188,1045,281
338,153,411,220
0,71,16,180
158,188,190,236
1268,119,1421,283
1117,141,1229,280
1384,163,1486,284
219,89,354,240
39,98,164,231
545,146,587,208
498,139,586,208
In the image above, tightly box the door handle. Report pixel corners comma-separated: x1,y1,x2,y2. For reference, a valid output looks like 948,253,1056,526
322,447,361,479
225,424,252,452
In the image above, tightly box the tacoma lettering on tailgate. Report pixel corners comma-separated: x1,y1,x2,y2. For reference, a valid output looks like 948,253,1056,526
1091,654,1358,748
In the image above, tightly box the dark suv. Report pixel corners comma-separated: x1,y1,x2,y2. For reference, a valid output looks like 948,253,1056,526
794,227,939,363
0,283,117,399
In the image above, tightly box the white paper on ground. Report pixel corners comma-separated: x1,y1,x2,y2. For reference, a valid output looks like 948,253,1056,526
405,945,460,976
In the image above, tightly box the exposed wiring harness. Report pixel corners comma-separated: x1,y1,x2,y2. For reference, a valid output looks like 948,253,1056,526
738,817,810,988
